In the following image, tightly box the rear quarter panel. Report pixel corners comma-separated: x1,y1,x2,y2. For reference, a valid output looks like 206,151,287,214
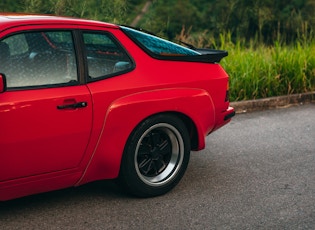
78,88,215,184
78,28,231,184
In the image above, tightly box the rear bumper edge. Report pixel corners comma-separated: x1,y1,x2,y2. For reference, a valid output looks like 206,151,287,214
224,107,235,121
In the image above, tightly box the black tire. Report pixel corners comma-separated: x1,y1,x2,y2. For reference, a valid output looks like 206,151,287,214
118,114,191,197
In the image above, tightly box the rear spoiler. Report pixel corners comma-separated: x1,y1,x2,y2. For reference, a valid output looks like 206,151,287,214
190,49,228,63
178,40,228,63
158,49,228,63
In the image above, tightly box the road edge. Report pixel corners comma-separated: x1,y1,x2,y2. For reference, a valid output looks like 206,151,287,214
230,91,315,113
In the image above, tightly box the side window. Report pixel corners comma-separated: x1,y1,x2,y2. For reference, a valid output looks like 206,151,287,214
121,26,199,56
83,32,133,79
0,31,78,89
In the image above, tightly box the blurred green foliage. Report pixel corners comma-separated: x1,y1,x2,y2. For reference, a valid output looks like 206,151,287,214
2,0,315,44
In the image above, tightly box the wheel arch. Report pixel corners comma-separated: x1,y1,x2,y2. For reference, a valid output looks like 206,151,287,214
157,111,199,150
123,111,199,151
78,88,214,185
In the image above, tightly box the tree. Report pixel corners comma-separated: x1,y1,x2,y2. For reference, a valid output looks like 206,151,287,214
1,0,315,44
0,0,24,12
22,0,128,24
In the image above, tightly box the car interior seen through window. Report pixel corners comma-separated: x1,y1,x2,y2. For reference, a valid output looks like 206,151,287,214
0,31,77,89
83,32,133,79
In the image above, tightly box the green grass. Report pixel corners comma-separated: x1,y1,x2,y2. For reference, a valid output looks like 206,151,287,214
221,41,315,101
176,31,315,101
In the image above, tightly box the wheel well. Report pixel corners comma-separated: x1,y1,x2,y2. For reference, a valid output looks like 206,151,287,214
153,112,199,150
174,112,199,150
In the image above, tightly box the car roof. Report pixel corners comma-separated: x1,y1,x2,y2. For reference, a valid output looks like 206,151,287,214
0,13,119,30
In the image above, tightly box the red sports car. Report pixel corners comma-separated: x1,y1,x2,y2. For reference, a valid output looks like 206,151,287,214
0,13,235,201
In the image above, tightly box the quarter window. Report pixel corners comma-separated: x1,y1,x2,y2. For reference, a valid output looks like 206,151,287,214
121,26,200,56
83,32,133,79
0,31,78,89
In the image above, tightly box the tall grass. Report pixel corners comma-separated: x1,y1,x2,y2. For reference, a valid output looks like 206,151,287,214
222,40,315,101
176,29,315,101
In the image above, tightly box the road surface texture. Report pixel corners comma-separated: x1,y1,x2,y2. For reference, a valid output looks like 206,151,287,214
1,103,314,229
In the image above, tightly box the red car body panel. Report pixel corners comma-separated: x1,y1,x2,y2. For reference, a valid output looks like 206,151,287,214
0,86,93,182
0,14,234,201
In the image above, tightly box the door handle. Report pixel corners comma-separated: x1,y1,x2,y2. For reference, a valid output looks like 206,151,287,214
57,101,88,110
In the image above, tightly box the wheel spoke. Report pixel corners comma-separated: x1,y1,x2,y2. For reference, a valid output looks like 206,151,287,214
138,143,151,156
150,132,161,146
155,156,167,173
139,159,154,175
157,139,171,155
139,155,169,176
138,155,150,168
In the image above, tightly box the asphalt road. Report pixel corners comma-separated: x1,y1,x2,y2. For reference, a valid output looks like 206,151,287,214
1,103,314,230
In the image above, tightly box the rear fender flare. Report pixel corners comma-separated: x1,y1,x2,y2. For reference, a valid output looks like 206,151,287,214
78,88,215,184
